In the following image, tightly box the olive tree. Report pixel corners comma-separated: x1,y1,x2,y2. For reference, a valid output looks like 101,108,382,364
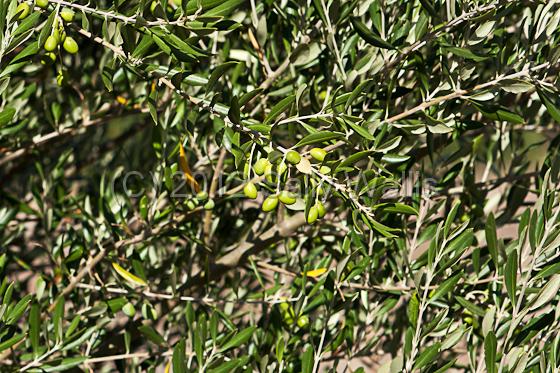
2,0,560,371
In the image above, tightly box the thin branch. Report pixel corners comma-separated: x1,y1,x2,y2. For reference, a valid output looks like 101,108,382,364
384,0,508,71
385,62,551,124
0,108,147,167
85,351,169,364
48,230,150,312
48,0,196,26
75,282,299,305
257,34,312,91
443,170,540,195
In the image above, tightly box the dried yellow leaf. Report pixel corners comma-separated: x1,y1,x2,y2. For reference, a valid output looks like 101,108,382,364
112,262,147,287
179,142,201,193
116,96,128,105
303,268,327,278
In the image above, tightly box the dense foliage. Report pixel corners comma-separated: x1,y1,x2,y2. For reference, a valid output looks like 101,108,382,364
2,0,560,371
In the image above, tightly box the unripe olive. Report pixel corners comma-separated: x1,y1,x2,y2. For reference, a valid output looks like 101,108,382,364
277,162,287,175
186,199,197,210
16,3,30,19
142,303,158,320
280,303,295,324
278,191,297,205
307,206,319,224
310,148,327,162
285,150,301,165
63,37,79,54
243,182,258,199
40,52,56,65
315,201,326,218
316,185,324,196
36,0,48,8
283,313,294,324
196,191,208,201
149,1,158,13
122,302,135,317
262,195,279,212
44,35,58,51
296,315,309,328
265,163,274,183
319,165,331,175
52,28,60,42
203,199,215,210
56,72,64,86
60,8,75,22
288,238,298,250
253,158,269,176
279,302,290,312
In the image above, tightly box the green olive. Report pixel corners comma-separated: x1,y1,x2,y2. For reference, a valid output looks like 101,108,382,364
315,201,326,218
283,313,294,324
253,158,269,176
280,303,295,324
40,52,56,65
141,303,158,320
279,302,290,312
196,191,208,201
36,0,48,8
319,165,331,175
287,238,298,250
307,206,319,224
277,162,287,175
243,182,258,199
60,8,75,22
149,1,158,13
122,302,136,317
265,162,274,183
16,3,30,19
52,28,61,42
296,315,309,328
278,191,297,205
186,199,197,210
428,288,436,298
285,150,301,165
203,199,215,210
63,37,79,54
44,35,58,51
262,195,279,212
310,148,327,162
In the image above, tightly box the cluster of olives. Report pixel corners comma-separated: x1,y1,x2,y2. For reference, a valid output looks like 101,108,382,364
43,7,79,56
121,301,157,320
243,147,329,224
279,302,309,328
16,0,54,17
185,191,215,211
17,1,79,58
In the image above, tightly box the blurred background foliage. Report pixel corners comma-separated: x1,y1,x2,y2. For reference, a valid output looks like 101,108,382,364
2,0,560,371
